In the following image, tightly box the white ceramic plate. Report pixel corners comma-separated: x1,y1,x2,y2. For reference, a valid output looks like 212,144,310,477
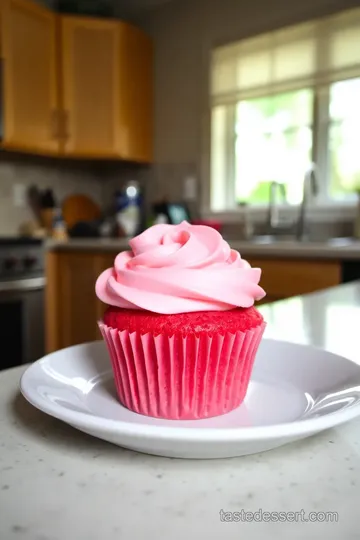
20,339,360,459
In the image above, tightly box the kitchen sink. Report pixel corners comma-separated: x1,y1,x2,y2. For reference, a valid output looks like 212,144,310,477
323,237,358,246
242,235,357,246
249,235,293,244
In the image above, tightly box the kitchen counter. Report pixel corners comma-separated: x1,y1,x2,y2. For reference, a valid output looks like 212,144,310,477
46,237,130,252
46,236,360,260
1,282,360,539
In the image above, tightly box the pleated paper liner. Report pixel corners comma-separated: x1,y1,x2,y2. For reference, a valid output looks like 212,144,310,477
99,321,266,420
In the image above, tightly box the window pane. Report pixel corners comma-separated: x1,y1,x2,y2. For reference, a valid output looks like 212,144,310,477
330,78,360,120
211,106,227,210
329,78,360,198
235,89,313,205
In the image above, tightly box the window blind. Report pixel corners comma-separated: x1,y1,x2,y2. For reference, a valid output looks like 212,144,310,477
211,8,360,104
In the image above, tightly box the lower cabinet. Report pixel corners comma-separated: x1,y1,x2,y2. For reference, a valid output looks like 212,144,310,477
46,251,114,353
247,258,342,302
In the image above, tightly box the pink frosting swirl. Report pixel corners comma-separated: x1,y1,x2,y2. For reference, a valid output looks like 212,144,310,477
95,221,266,314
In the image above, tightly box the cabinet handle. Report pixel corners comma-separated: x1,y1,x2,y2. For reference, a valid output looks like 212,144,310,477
62,110,70,141
0,57,4,86
50,109,59,139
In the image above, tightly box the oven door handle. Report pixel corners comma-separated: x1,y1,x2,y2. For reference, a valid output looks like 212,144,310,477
0,277,46,293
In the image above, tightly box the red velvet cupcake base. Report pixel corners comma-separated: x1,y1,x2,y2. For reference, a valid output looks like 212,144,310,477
99,321,266,420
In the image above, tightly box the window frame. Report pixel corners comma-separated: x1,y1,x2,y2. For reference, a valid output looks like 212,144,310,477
206,7,360,222
206,80,358,222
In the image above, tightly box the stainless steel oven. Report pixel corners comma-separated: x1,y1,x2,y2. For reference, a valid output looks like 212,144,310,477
0,239,45,370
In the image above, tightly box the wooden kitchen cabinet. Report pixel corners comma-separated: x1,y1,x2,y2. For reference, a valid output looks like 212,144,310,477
118,22,153,163
59,16,153,160
1,0,59,154
60,16,120,158
46,251,114,353
0,3,153,160
247,258,342,300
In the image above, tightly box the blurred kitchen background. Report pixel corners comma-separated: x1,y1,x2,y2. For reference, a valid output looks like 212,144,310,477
1,0,360,369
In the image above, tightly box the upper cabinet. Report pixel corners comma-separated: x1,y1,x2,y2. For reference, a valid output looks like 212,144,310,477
60,16,121,158
1,0,59,154
0,1,153,162
118,23,153,163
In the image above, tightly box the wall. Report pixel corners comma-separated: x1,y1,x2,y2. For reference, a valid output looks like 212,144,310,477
137,0,360,208
0,155,104,235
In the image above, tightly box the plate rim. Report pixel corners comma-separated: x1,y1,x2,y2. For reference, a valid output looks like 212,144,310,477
20,339,360,443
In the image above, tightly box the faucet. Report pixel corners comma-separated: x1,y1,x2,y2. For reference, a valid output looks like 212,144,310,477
267,181,287,230
296,164,318,241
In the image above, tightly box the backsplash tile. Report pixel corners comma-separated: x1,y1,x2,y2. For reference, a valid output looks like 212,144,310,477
102,161,200,221
0,152,353,238
0,154,104,236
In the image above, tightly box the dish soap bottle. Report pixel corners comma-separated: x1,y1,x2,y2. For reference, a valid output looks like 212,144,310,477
115,181,142,238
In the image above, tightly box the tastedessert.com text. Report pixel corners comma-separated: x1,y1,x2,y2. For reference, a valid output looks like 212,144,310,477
219,509,339,523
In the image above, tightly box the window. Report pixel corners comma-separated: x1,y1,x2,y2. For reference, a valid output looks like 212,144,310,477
329,79,360,200
210,8,360,212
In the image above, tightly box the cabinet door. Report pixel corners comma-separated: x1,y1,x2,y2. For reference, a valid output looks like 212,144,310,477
60,16,120,157
247,258,341,298
58,252,102,349
118,23,153,163
46,251,117,352
63,253,98,348
1,0,59,154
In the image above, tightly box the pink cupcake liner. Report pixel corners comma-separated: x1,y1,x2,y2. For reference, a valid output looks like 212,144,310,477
99,321,266,420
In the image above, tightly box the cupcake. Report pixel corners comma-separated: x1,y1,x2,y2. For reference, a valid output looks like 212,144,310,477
96,221,266,420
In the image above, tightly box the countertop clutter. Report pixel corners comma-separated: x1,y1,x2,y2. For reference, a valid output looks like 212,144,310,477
0,282,359,539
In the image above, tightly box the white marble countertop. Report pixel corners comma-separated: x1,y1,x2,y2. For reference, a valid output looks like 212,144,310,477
1,282,360,539
45,237,360,260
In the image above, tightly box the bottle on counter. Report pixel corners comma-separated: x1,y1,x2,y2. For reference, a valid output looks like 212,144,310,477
51,208,68,241
115,181,143,238
151,200,170,226
153,213,168,225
